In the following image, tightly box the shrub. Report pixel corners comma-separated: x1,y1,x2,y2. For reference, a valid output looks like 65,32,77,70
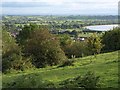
63,41,89,58
60,71,100,88
2,73,55,88
58,59,74,67
2,30,33,72
2,30,19,72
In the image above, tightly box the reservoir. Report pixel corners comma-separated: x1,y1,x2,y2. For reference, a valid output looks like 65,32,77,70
85,24,118,32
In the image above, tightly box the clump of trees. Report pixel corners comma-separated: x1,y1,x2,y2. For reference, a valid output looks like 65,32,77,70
59,33,103,58
2,24,67,72
102,27,120,52
3,23,119,72
58,34,85,58
17,24,67,68
63,41,88,58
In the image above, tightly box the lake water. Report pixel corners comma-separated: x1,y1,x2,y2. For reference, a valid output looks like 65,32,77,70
85,24,118,31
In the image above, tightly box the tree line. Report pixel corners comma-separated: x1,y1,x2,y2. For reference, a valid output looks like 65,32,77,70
2,24,120,72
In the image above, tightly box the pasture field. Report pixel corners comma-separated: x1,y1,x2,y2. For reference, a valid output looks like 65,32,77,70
2,50,119,88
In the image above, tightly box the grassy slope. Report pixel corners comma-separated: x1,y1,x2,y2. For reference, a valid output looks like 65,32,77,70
0,30,2,89
2,51,119,88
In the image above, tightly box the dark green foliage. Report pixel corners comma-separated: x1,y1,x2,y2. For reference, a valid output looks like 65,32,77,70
3,54,34,73
60,71,100,88
2,30,33,72
58,59,74,67
63,41,88,58
59,34,89,58
2,30,19,72
17,24,40,45
3,73,55,88
2,71,100,88
102,27,120,52
58,34,73,48
70,41,88,58
17,24,67,68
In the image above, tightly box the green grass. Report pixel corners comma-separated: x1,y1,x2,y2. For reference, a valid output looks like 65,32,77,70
2,50,119,88
0,30,2,89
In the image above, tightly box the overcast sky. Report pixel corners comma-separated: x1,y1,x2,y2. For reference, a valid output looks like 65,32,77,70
1,0,120,15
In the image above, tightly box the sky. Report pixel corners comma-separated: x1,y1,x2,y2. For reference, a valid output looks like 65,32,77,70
1,0,120,15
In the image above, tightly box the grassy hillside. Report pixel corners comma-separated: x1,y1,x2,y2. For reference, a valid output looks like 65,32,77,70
2,51,119,88
0,30,2,89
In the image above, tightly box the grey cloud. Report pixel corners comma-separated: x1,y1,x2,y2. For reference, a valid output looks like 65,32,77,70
2,2,52,7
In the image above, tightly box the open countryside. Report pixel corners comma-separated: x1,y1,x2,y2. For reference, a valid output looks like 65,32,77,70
1,0,120,89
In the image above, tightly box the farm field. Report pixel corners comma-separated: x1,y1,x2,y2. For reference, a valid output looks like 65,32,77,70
2,50,119,88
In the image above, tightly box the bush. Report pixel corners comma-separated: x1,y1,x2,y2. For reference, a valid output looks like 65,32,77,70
2,30,33,72
60,71,100,88
3,55,34,73
102,27,120,52
58,59,74,67
3,73,55,88
63,41,89,58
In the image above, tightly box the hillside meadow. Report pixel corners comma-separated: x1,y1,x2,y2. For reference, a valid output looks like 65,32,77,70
2,50,119,88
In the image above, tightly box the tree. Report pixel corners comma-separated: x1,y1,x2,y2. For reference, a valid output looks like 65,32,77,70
17,24,67,67
87,33,103,55
102,27,120,52
17,24,40,45
58,34,73,48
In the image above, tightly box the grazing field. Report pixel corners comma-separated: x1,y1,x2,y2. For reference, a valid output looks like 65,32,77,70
0,52,1,89
2,50,119,88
